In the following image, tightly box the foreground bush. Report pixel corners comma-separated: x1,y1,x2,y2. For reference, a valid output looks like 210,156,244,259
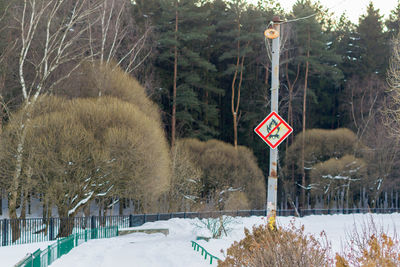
219,222,331,267
335,217,400,267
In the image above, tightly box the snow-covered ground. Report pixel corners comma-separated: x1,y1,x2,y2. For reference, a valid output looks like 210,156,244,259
1,241,54,267
2,213,400,267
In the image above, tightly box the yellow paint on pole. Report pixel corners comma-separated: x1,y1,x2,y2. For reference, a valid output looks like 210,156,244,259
264,29,279,39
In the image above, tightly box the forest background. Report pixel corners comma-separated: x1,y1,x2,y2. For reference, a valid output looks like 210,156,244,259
0,0,400,233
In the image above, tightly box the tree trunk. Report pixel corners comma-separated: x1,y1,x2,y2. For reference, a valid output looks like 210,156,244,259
171,1,179,148
28,194,31,215
231,17,250,149
285,51,300,202
8,101,36,243
57,214,74,238
100,199,106,227
231,21,241,150
20,196,26,226
119,198,123,215
21,168,32,227
57,203,76,238
84,204,90,229
9,192,21,243
301,28,310,208
233,112,238,148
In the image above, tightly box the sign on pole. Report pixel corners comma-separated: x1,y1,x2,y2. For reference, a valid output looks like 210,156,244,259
254,111,293,149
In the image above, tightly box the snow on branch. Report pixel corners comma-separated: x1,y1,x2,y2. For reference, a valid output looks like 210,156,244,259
321,174,360,182
96,184,114,197
296,183,319,190
68,191,94,216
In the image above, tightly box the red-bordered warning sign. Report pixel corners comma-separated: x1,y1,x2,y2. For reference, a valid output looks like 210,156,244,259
254,111,293,149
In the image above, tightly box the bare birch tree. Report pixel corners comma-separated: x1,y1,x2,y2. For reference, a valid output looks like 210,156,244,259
87,0,152,74
4,0,154,232
7,1,101,233
0,0,105,242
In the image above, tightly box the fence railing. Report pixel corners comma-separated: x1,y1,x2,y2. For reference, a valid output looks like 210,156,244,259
2,207,400,247
15,226,118,267
191,240,220,264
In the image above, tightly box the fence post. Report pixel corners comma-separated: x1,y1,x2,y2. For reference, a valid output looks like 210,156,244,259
143,214,146,224
49,218,54,241
129,215,133,227
32,248,41,267
75,233,78,247
2,219,7,246
57,239,60,258
48,245,52,265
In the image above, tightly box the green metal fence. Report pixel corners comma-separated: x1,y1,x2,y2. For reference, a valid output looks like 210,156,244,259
15,226,118,267
4,207,400,247
191,240,220,265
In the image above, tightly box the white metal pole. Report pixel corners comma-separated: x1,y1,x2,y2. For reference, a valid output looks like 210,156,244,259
267,17,280,228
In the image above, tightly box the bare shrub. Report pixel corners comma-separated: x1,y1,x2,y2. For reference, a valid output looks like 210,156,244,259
335,217,400,267
310,155,366,197
56,62,162,123
284,128,367,207
286,128,360,170
1,93,170,233
224,191,250,211
177,138,266,210
195,216,236,239
167,140,202,212
218,221,331,267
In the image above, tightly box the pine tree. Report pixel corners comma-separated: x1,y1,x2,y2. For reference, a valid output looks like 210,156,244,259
355,2,388,77
386,0,400,39
333,14,359,80
155,0,220,143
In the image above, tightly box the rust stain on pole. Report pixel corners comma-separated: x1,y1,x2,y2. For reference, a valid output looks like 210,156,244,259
274,66,279,77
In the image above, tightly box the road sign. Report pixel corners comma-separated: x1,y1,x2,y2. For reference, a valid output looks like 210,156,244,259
254,111,293,149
